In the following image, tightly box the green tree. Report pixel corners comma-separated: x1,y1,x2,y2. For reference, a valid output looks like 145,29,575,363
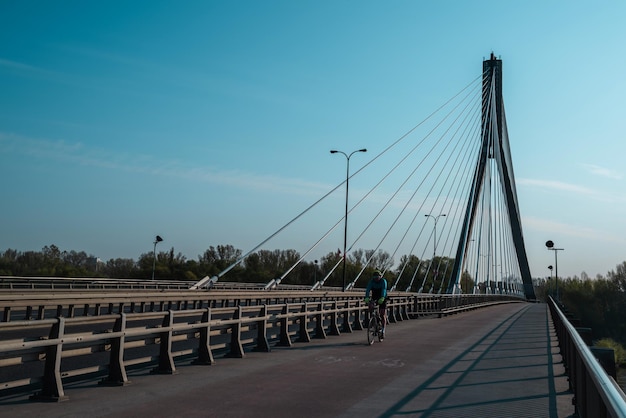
394,254,422,292
608,261,626,292
319,249,343,287
365,249,394,272
198,245,243,278
103,258,139,278
0,249,18,275
538,267,626,345
460,269,475,294
595,338,626,366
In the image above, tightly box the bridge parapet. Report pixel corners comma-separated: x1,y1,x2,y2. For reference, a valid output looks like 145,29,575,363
549,297,626,417
0,290,522,401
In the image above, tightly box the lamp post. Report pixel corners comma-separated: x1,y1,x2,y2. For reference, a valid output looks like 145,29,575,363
545,241,563,301
152,235,163,281
548,265,553,296
424,214,446,258
330,148,367,291
425,214,445,294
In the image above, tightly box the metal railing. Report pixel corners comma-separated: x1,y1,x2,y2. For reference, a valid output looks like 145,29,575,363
0,276,193,291
548,296,626,417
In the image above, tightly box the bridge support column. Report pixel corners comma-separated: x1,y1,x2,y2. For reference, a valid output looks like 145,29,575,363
253,305,270,352
329,301,340,336
314,302,327,339
341,301,353,333
400,298,410,320
388,301,397,324
225,306,245,358
277,304,293,347
192,308,215,365
352,300,364,330
296,303,311,343
100,313,130,385
152,310,178,374
30,317,68,402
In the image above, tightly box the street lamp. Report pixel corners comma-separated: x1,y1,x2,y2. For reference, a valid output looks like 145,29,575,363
152,235,163,281
330,148,367,291
425,213,446,294
424,214,446,258
545,241,563,301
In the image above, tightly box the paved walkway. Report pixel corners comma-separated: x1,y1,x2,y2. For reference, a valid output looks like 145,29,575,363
0,302,575,417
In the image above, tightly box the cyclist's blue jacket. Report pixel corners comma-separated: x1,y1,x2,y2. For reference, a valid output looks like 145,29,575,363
365,278,387,301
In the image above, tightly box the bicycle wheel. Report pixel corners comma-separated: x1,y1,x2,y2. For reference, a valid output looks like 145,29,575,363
367,316,378,345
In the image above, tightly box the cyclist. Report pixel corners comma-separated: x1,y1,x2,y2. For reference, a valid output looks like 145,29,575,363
364,270,388,339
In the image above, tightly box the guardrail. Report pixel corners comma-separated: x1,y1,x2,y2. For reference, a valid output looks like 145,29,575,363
0,290,522,402
0,276,194,290
0,276,334,291
548,296,626,417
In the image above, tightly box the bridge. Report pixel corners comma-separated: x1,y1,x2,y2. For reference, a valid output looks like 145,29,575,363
1,290,623,417
1,55,625,416
180,53,536,300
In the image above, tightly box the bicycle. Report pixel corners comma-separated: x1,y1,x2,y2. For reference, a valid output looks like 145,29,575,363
366,300,386,345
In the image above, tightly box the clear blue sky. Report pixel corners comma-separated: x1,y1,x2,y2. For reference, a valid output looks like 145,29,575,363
1,1,625,280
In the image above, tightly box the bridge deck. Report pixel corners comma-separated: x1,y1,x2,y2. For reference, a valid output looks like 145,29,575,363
1,302,574,417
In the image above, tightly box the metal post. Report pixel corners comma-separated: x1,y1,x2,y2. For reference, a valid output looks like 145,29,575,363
152,235,163,281
425,214,445,294
424,214,446,258
546,241,563,301
553,249,563,300
548,265,553,297
330,148,367,291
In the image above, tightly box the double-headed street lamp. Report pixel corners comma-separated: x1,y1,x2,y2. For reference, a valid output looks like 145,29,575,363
545,241,564,301
424,214,446,258
425,213,445,294
331,148,367,291
152,235,163,281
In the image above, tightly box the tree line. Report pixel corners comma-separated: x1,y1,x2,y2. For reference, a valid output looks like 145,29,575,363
0,244,465,292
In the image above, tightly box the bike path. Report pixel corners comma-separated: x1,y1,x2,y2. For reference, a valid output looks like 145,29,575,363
0,302,575,417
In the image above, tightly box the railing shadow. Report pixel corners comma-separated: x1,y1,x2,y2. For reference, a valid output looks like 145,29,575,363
380,304,575,417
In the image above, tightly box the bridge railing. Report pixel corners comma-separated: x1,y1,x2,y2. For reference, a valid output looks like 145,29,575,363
0,276,193,290
548,296,626,417
0,276,336,291
0,288,520,323
0,290,522,401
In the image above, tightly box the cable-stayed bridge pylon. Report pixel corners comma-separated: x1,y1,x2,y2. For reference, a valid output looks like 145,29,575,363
193,53,536,301
447,53,535,300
